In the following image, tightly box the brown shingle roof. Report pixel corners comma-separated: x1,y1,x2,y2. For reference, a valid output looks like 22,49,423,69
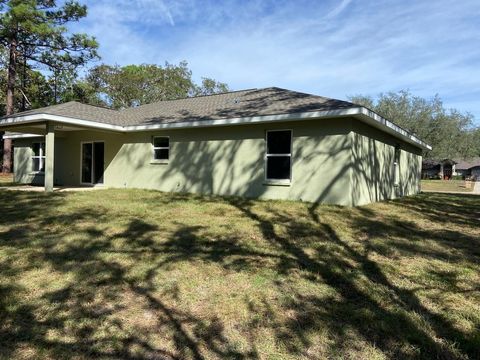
454,158,480,170
423,158,480,170
5,101,125,125
3,87,358,126
121,87,357,125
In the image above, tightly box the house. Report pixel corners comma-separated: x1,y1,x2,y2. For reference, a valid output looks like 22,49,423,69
421,159,456,179
454,158,480,180
0,87,430,206
421,158,480,180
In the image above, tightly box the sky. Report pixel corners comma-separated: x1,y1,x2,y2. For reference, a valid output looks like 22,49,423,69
72,0,480,123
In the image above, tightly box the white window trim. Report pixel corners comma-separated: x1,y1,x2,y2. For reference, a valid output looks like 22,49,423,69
264,129,293,185
31,142,45,174
152,136,170,164
394,145,401,187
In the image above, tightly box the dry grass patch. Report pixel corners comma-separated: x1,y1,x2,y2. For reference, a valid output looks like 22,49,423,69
0,173,15,187
0,189,479,359
421,179,474,192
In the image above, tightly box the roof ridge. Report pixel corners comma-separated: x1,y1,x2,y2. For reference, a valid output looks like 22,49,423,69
271,86,357,103
69,101,120,112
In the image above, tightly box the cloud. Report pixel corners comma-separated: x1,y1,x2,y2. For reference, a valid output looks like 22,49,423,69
325,0,353,19
87,0,177,26
72,0,480,122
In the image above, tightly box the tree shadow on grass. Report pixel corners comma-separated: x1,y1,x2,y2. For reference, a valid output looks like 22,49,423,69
0,192,257,359
0,190,478,359
400,193,480,228
225,196,479,359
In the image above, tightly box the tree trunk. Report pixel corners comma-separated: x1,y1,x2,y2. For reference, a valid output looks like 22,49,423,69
21,52,27,112
2,37,17,173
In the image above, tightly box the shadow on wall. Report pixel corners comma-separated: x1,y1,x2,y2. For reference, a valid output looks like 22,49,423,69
349,126,421,206
110,115,422,207
113,122,357,205
113,134,252,195
156,131,353,204
0,190,478,359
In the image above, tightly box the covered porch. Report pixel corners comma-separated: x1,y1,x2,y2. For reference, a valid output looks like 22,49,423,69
1,120,113,192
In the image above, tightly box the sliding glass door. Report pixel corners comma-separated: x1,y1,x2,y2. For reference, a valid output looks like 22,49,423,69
81,142,104,185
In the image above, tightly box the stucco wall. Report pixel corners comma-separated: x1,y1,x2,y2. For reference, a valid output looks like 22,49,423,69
13,136,66,186
350,121,422,206
13,117,423,205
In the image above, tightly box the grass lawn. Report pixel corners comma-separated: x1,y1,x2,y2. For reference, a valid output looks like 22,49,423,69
0,173,15,187
421,179,474,193
0,189,479,359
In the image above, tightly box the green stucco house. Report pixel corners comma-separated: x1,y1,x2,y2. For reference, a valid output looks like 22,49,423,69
0,87,430,206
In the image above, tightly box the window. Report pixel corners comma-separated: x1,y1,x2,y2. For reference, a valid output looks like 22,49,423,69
153,136,169,161
394,145,401,186
32,142,45,172
265,130,292,182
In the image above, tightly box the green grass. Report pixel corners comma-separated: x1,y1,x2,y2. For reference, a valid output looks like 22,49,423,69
421,179,474,193
0,189,479,359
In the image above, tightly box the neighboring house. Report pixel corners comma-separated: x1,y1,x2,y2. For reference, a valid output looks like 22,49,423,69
454,158,480,179
421,159,456,179
0,87,430,206
422,158,480,180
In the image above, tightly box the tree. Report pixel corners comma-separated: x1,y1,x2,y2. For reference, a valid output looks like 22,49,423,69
191,77,229,96
0,0,98,172
85,62,229,109
348,90,478,159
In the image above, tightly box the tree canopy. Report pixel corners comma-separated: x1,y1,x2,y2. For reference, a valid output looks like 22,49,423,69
0,0,99,172
0,0,98,75
0,2,229,172
348,91,480,159
84,62,229,109
0,61,230,115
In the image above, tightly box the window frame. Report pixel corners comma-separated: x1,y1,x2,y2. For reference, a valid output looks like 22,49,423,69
31,141,46,174
393,145,401,187
264,129,293,185
79,140,105,186
152,136,170,164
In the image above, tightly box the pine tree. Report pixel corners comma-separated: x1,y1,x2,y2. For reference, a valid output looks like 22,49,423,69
0,0,98,172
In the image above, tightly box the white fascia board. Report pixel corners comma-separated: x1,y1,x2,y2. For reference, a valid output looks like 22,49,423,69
0,114,124,132
356,108,432,150
125,107,431,150
124,108,363,131
3,133,43,139
0,107,431,150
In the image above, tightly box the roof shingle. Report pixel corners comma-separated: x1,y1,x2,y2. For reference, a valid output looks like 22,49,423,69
3,87,358,126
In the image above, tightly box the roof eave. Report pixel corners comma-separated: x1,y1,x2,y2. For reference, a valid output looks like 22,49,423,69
354,108,432,151
0,107,431,151
0,113,125,133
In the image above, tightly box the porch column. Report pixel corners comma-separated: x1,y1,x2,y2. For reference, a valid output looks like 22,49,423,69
45,122,55,192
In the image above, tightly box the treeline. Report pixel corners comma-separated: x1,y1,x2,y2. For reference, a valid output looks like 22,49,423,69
349,91,480,160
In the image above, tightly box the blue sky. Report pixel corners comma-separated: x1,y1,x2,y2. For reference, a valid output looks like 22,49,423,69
72,0,480,123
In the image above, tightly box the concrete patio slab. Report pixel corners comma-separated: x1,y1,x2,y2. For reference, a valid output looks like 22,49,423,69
0,185,105,192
